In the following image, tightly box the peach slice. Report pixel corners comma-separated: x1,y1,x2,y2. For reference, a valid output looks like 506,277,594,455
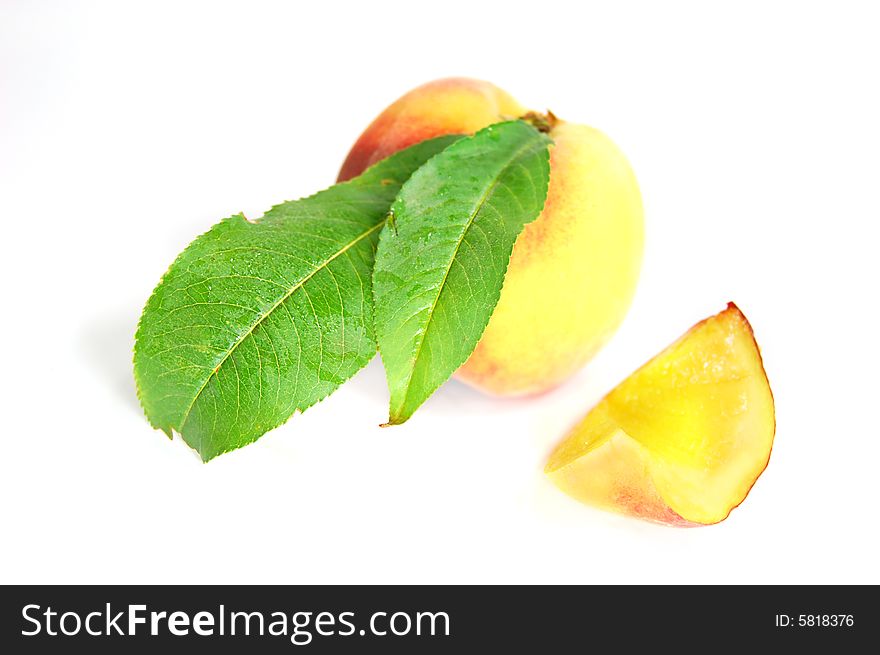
545,303,775,526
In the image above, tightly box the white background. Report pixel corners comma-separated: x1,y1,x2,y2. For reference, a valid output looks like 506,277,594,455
2,0,879,584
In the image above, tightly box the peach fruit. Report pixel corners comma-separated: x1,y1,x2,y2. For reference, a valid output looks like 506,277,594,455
545,303,776,526
339,78,644,396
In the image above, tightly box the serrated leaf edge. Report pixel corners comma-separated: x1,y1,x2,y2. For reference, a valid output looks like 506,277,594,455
133,134,466,458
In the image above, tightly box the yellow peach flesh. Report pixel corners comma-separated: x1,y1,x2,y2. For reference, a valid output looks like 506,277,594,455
545,304,775,526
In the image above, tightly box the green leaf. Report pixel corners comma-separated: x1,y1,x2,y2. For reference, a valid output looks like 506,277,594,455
134,135,462,460
372,121,552,425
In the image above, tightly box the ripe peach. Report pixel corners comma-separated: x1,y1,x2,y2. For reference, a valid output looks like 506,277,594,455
339,78,643,396
545,304,776,526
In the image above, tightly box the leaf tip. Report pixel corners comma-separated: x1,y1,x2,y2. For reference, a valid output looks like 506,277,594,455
196,443,218,463
380,415,407,428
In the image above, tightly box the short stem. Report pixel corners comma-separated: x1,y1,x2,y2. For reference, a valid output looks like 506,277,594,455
519,110,559,133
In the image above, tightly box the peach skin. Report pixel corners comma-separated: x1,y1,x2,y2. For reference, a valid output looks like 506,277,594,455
545,303,776,526
338,78,644,396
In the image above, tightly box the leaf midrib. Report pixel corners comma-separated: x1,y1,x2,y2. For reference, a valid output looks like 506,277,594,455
393,135,546,418
177,219,386,434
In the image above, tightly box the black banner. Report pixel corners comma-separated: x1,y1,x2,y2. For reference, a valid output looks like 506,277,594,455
0,585,871,652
